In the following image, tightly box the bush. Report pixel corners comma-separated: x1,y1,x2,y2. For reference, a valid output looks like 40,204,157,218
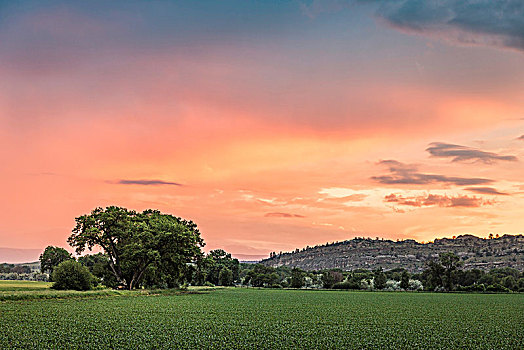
456,283,486,292
51,260,95,291
485,283,510,293
408,279,424,291
360,279,373,291
384,280,401,291
203,281,215,287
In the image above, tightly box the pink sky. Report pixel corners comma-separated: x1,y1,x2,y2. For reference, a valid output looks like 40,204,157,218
1,1,523,262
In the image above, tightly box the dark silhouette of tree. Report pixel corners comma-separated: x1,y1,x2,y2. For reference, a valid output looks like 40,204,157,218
424,259,445,291
373,268,386,290
244,264,280,287
440,252,462,291
321,270,343,289
290,268,305,288
218,267,234,286
400,271,410,290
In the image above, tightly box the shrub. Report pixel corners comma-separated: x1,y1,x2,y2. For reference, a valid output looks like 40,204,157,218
360,279,373,291
456,283,486,292
303,276,313,288
408,279,424,291
472,283,486,292
51,260,95,291
203,281,215,287
384,280,401,291
485,284,510,293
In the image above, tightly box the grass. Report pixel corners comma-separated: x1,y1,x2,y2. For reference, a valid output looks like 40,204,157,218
0,280,52,291
0,280,123,301
0,280,204,301
1,287,523,349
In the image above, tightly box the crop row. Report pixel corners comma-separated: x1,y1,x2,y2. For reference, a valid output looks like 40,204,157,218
1,289,523,349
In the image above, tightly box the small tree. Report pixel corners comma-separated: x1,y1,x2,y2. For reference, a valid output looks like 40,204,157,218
39,246,73,277
321,270,343,289
290,268,305,288
400,271,410,290
373,268,386,290
440,252,462,291
502,276,517,291
199,249,239,286
218,267,234,286
424,259,444,290
51,260,95,291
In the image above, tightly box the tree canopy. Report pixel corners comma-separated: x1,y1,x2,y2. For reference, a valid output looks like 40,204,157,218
77,253,118,288
198,249,239,286
39,246,73,277
68,206,205,289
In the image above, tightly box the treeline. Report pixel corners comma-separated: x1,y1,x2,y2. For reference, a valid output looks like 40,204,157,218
12,206,524,293
239,252,524,292
35,206,242,290
0,263,47,282
35,246,524,293
39,245,240,290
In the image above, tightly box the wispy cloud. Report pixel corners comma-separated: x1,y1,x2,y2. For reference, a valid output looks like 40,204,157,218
115,179,183,186
372,160,493,186
319,194,368,203
426,142,517,163
264,212,305,218
385,193,494,208
465,187,509,196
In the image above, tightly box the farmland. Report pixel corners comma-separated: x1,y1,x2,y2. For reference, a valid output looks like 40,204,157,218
1,283,523,349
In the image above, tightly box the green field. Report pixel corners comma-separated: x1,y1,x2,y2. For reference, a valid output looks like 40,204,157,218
0,280,52,291
0,280,123,301
1,282,523,349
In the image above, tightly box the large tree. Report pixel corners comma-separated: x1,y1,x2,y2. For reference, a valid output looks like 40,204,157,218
68,206,204,289
39,246,73,277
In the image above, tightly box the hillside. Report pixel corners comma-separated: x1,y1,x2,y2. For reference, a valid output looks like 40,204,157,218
0,248,42,264
261,234,524,272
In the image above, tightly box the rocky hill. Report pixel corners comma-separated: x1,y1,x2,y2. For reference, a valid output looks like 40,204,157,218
261,234,524,272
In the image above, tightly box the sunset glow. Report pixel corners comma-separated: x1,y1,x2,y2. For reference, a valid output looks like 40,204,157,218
1,0,523,262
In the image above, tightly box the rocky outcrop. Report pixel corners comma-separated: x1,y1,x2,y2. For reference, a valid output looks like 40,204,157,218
261,234,524,272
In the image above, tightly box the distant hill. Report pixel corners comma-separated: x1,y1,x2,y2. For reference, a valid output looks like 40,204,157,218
262,234,524,272
0,247,42,264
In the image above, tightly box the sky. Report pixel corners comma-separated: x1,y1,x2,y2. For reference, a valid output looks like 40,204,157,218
1,0,523,262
